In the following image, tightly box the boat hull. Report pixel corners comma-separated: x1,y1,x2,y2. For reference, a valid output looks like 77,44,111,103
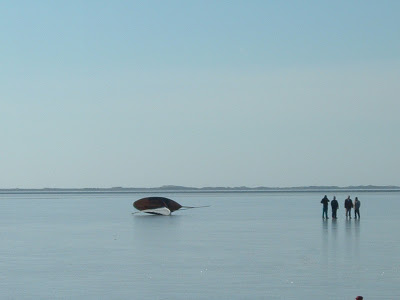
133,197,182,215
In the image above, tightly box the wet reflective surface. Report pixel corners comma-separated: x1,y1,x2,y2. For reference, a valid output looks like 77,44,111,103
0,192,399,299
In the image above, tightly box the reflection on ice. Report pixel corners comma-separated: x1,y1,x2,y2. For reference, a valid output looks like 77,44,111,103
0,191,399,299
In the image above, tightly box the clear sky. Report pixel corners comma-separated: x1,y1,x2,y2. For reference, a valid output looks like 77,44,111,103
1,1,399,188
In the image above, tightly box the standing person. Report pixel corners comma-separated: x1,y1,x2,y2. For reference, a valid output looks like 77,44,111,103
355,296,363,300
321,195,330,219
331,196,339,219
345,196,353,218
354,197,361,219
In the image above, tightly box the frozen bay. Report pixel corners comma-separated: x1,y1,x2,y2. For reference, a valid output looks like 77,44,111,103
0,191,399,299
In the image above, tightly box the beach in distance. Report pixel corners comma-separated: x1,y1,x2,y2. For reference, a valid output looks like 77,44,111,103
0,191,399,299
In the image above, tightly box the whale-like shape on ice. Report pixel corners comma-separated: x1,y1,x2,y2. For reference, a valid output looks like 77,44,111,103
133,197,209,216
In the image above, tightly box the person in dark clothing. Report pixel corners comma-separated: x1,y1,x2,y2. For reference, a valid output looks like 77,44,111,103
320,195,330,219
344,196,353,218
354,197,361,219
331,196,339,219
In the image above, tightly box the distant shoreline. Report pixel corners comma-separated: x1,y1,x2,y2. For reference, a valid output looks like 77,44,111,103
1,185,399,194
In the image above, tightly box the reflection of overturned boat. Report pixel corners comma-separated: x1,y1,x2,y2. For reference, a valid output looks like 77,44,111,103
133,197,209,216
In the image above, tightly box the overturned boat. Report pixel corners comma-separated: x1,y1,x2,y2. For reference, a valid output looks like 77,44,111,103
133,197,181,215
133,197,209,216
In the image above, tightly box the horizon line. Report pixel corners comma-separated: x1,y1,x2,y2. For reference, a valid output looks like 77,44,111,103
1,185,399,191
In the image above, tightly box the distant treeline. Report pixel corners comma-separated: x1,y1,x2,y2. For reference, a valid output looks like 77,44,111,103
1,185,399,194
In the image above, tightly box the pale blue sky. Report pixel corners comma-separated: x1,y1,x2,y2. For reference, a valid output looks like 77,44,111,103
1,1,399,188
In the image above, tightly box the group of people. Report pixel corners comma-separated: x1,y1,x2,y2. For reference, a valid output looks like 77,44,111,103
320,195,361,219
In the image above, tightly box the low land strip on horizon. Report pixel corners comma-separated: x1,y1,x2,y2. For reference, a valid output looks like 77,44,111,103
0,185,399,194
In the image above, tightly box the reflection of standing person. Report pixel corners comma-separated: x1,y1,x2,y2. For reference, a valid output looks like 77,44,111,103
355,296,363,300
345,196,353,218
321,195,330,219
331,196,339,219
354,197,361,219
